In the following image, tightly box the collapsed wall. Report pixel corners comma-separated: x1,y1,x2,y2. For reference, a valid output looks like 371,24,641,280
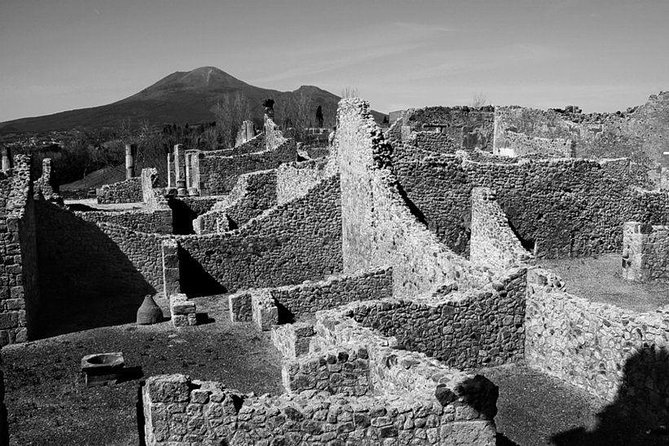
0,155,40,345
525,267,669,429
494,93,669,163
337,98,508,297
177,175,343,295
392,143,669,258
389,106,495,152
96,177,142,204
197,116,298,195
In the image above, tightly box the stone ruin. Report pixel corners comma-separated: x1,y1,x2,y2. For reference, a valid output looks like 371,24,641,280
2,93,669,444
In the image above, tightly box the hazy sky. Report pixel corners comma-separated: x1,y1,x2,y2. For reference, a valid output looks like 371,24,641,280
1,0,668,121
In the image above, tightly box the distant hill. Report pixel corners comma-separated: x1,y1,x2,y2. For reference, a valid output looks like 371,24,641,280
0,67,386,134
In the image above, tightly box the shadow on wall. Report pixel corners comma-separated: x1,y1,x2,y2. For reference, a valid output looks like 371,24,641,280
34,201,156,339
552,345,669,446
178,247,227,297
168,198,197,235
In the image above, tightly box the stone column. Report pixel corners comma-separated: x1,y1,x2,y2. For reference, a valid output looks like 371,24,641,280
125,144,136,179
174,144,186,197
166,152,173,189
185,152,191,190
1,148,11,173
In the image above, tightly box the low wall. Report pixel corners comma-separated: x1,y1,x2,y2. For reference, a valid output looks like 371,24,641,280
96,177,142,204
229,268,392,324
76,209,173,234
142,372,496,445
199,140,296,195
348,268,527,370
178,176,342,294
525,267,669,427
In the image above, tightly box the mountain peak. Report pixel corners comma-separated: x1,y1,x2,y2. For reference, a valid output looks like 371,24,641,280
138,67,249,96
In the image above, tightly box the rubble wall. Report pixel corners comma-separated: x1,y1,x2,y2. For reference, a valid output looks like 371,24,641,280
199,140,296,195
404,107,494,151
76,209,173,234
142,373,496,446
337,98,494,298
493,95,669,164
0,155,39,345
525,267,669,427
195,170,277,234
35,202,162,326
96,177,142,204
178,175,342,294
393,148,669,258
348,268,527,369
263,268,392,322
470,187,532,269
276,157,337,205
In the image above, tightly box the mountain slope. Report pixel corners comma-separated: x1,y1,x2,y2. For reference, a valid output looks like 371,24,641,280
0,67,386,133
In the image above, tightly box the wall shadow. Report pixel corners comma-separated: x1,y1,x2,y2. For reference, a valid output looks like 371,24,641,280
551,345,669,446
167,198,198,235
178,247,227,297
34,201,155,339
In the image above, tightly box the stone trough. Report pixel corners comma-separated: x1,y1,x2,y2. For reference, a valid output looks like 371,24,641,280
81,352,125,387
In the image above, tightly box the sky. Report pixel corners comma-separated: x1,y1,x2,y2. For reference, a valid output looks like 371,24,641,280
1,0,668,122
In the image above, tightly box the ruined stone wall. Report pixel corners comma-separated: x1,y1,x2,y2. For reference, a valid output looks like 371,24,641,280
76,209,173,234
281,346,372,396
178,175,342,294
622,222,669,282
413,132,460,154
0,155,39,345
96,177,142,204
229,268,393,323
142,371,496,446
493,96,669,164
494,131,574,158
337,98,494,298
276,157,337,205
264,115,288,151
525,267,669,427
35,202,164,333
194,169,277,234
470,187,532,269
393,148,669,258
199,140,296,195
404,106,494,151
348,268,526,370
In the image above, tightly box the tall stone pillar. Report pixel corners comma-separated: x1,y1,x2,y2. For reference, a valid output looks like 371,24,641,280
185,152,191,190
174,144,187,197
1,148,11,174
167,152,173,189
125,144,136,179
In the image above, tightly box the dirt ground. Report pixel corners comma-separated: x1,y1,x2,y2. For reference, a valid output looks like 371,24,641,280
3,295,282,446
538,254,669,312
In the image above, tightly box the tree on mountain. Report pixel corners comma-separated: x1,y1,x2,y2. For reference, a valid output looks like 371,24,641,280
211,91,251,148
316,105,324,128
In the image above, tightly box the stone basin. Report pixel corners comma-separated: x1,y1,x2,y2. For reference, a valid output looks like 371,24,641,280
81,352,125,386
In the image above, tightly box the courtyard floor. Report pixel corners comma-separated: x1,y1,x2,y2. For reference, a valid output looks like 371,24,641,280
538,253,669,312
3,295,282,446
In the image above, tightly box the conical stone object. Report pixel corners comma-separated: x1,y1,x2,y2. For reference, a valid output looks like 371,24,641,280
136,294,163,325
